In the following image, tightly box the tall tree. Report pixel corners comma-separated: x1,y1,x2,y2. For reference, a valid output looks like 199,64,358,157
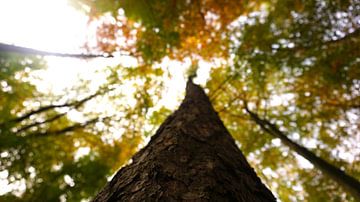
1,0,359,201
244,105,360,200
93,78,275,201
207,64,360,201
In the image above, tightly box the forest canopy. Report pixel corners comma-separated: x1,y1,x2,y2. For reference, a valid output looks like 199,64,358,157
0,0,359,201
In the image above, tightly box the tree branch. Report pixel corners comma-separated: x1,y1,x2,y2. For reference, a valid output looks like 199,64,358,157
11,103,73,123
10,89,108,124
209,73,238,101
15,112,67,133
0,43,113,58
278,29,360,54
28,117,100,138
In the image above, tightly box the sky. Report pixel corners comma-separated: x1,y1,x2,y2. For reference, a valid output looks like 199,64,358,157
0,0,88,52
0,0,100,94
0,0,194,109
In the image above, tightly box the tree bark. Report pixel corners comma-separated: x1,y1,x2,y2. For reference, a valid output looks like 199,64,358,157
93,79,275,201
244,106,360,201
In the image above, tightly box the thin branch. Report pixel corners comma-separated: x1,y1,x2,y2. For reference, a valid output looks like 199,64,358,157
0,43,114,58
323,29,360,47
216,93,244,114
10,89,108,124
209,73,238,102
15,90,106,132
195,0,206,26
28,117,100,138
10,103,73,123
324,100,360,110
278,29,360,53
15,112,67,133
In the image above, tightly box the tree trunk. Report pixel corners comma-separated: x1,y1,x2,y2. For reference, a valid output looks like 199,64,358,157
93,79,275,201
245,106,360,201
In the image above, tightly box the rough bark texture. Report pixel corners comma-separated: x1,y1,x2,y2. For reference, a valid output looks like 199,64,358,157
93,79,275,202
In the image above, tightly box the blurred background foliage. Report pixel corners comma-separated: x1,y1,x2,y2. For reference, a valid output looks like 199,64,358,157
1,0,359,201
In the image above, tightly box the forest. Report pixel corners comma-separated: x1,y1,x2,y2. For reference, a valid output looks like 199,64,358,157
0,0,359,201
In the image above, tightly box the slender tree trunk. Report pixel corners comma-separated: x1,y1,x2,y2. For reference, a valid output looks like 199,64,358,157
245,107,360,201
93,79,275,201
